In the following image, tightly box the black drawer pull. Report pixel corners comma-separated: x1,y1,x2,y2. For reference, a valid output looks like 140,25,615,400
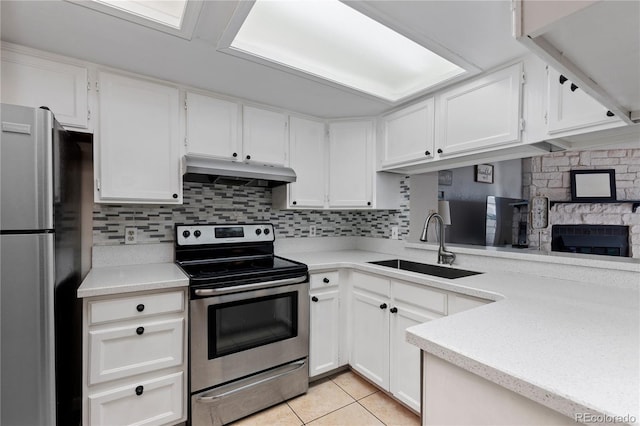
136,304,145,312
135,386,144,396
570,83,578,92
380,303,387,310
323,277,330,284
437,148,443,154
136,327,144,335
311,296,319,302
390,307,398,314
606,110,615,117
559,75,568,85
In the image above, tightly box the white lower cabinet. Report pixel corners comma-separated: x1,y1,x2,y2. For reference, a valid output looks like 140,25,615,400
309,271,344,377
83,289,187,426
349,272,444,412
88,372,184,426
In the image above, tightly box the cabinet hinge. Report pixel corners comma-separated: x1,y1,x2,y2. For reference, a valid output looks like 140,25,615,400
544,111,548,125
520,118,526,131
184,137,188,148
521,72,526,84
95,179,101,191
87,81,91,91
95,81,100,92
87,108,91,121
184,98,188,110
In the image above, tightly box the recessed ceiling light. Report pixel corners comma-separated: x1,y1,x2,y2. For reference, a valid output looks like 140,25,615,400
220,0,467,102
66,0,202,39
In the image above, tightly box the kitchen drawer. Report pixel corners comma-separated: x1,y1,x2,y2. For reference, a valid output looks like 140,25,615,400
393,280,447,315
88,317,184,385
310,271,339,290
88,291,184,325
351,271,390,297
88,372,183,426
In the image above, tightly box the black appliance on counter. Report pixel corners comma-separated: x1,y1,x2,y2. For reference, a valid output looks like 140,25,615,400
175,223,309,425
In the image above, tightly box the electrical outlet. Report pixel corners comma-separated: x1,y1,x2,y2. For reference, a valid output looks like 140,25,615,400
391,226,398,240
125,227,137,244
309,225,317,237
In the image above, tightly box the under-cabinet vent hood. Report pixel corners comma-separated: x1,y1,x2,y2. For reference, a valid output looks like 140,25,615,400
183,155,296,188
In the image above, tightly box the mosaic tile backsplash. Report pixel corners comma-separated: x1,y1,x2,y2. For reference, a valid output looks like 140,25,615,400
93,178,410,245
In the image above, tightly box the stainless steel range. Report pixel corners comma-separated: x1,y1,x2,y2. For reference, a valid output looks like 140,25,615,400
175,223,309,426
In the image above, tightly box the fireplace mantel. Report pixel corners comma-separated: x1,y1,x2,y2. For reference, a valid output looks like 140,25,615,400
549,200,640,212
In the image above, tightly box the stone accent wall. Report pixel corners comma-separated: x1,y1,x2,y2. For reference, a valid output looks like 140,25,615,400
522,149,640,257
93,178,411,245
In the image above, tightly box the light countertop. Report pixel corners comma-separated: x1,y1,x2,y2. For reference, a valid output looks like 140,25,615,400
77,262,188,298
285,249,640,425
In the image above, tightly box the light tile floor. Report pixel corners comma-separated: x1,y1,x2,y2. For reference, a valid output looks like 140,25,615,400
231,370,420,426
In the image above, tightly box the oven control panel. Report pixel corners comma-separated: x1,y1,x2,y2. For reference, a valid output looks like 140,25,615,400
176,224,275,246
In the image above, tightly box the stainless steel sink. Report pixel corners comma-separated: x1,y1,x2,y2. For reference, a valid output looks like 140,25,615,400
368,259,482,279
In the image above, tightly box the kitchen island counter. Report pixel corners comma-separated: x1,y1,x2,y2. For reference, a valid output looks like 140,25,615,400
284,249,639,425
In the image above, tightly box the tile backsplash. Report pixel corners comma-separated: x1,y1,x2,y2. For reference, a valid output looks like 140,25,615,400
93,178,410,245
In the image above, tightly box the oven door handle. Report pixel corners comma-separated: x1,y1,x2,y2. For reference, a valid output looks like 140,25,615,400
195,360,307,402
193,275,307,296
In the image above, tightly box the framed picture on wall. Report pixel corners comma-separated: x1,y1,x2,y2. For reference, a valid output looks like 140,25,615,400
570,169,616,202
474,164,494,184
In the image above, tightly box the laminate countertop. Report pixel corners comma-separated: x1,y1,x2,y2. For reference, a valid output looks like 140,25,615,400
285,249,640,425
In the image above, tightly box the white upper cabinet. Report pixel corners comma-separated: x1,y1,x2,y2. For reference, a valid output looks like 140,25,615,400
242,106,288,166
436,63,523,157
380,98,435,168
185,91,241,159
1,47,89,129
547,67,623,136
288,116,326,208
95,71,182,204
328,120,374,208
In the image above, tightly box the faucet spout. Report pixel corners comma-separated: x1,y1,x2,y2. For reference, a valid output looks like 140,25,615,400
420,213,456,266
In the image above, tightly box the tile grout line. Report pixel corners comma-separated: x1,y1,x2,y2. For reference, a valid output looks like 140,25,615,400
285,400,305,426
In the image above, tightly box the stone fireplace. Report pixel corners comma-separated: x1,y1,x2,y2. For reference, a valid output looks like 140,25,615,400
522,148,640,258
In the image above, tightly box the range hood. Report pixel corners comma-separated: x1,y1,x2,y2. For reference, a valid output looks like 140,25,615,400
183,154,296,188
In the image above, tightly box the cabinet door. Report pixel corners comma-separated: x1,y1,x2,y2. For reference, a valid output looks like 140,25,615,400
88,317,184,384
547,68,622,135
96,71,181,203
288,116,326,208
1,49,88,128
185,92,240,159
328,120,373,208
242,106,287,165
88,372,183,426
381,98,435,168
351,289,389,390
436,63,523,156
309,290,340,377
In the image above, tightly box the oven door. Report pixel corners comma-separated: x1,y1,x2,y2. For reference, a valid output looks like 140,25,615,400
190,277,309,393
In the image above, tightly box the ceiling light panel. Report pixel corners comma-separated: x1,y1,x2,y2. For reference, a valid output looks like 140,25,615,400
94,0,187,28
228,0,466,102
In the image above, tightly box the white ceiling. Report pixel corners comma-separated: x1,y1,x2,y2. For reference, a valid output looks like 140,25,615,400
0,0,527,118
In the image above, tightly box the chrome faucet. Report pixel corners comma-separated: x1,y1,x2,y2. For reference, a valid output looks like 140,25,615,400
420,213,456,266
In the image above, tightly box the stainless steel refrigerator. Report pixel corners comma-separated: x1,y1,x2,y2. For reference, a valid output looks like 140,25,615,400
1,104,82,425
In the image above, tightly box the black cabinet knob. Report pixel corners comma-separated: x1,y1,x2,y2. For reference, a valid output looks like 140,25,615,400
135,386,144,396
390,307,398,314
292,201,297,205
379,303,387,310
232,152,238,158
559,75,568,85
367,201,371,206
194,230,201,238
172,193,178,199
264,228,270,235
323,277,330,284
136,304,145,312
246,155,251,160
136,327,144,335
570,83,578,92
182,230,190,238
255,228,262,235
311,296,319,302
437,148,443,154
606,110,615,117
425,151,431,156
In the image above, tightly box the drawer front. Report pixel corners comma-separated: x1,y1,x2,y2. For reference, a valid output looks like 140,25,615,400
89,291,184,325
350,271,390,297
89,372,183,426
89,318,184,385
310,271,339,290
393,281,447,315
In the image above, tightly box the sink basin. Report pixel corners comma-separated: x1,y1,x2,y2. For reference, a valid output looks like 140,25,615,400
368,259,482,279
